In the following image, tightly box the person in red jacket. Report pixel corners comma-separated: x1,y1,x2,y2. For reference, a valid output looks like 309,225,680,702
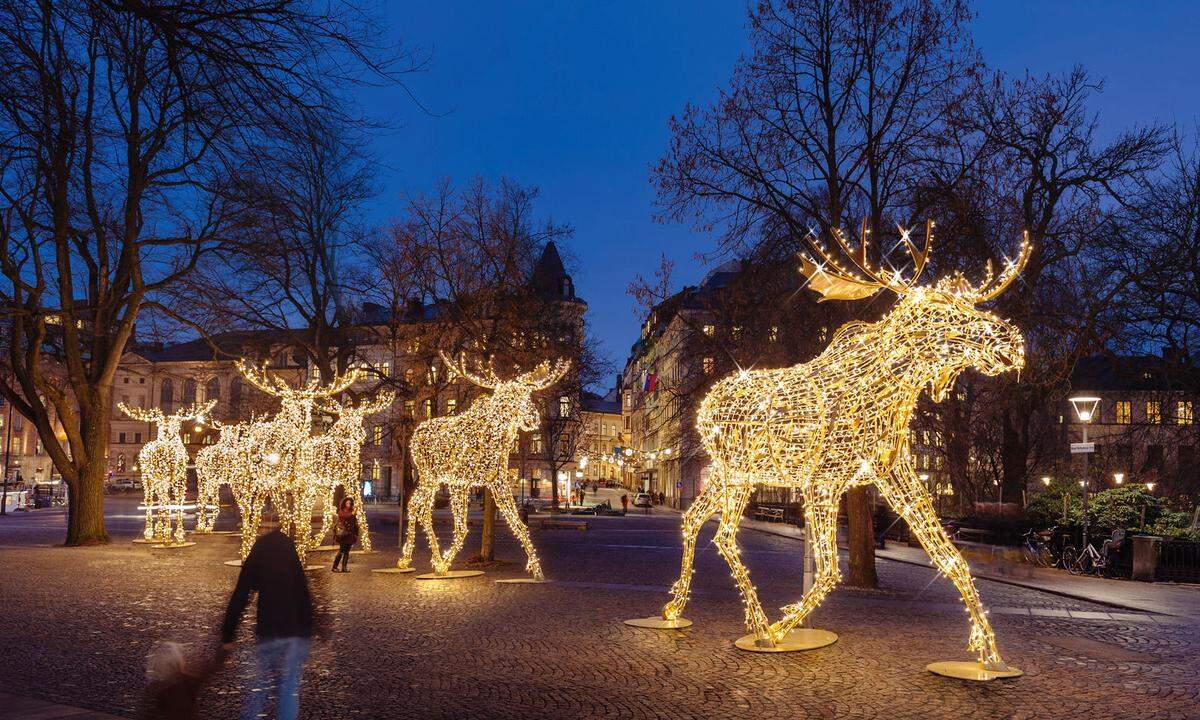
331,497,359,572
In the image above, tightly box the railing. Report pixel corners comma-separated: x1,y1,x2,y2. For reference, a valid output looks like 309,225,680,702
1157,538,1200,583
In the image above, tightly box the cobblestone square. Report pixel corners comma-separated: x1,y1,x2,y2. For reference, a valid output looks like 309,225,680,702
0,501,1197,719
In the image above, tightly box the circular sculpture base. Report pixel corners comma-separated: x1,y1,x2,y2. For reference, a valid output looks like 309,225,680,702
150,541,196,549
371,567,416,575
926,661,1023,681
415,570,485,580
208,530,239,536
312,545,338,552
734,628,838,653
223,559,244,567
495,578,547,584
623,616,693,630
132,538,166,545
350,549,376,555
301,565,325,572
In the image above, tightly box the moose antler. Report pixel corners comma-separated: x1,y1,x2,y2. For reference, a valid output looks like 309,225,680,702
315,390,397,417
176,400,217,421
236,359,362,399
438,351,500,389
948,231,1033,302
520,358,571,391
119,403,164,424
800,220,934,301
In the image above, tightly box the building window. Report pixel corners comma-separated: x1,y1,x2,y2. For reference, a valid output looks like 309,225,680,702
373,426,383,446
380,361,391,377
702,324,714,337
1115,401,1131,425
182,433,192,444
10,437,21,455
1146,401,1162,424
404,400,414,417
446,398,457,414
230,377,243,409
769,326,779,342
531,434,542,454
118,432,126,444
1177,401,1194,425
371,461,381,481
731,325,743,341
205,377,220,401
559,396,571,417
134,432,141,443
182,379,197,404
423,399,432,418
703,357,714,375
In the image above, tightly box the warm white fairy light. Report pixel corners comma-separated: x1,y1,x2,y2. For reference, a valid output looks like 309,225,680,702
119,401,216,544
658,224,1030,672
396,352,569,579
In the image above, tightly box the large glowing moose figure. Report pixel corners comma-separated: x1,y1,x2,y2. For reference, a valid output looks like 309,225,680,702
233,361,366,564
310,391,397,554
120,400,216,545
194,420,251,533
642,223,1030,679
396,353,570,579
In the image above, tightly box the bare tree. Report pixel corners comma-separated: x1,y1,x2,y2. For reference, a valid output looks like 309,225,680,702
0,0,400,544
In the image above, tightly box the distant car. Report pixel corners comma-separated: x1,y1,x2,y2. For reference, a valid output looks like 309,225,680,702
110,478,136,492
632,492,653,508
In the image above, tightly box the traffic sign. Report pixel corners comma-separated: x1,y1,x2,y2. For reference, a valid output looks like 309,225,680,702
1069,442,1095,454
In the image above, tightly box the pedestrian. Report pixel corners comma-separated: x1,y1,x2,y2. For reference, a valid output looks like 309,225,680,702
332,496,359,573
140,641,226,720
620,493,628,514
221,526,313,720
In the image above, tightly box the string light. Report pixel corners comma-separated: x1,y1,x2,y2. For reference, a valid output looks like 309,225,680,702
119,401,216,545
396,352,569,579
659,225,1030,673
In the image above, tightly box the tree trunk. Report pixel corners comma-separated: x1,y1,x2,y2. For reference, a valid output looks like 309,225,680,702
845,486,877,588
549,461,560,510
480,488,496,561
65,460,109,546
1000,408,1027,506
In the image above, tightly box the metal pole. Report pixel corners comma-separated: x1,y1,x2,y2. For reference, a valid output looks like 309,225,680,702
1,393,12,515
802,519,814,629
1081,425,1090,551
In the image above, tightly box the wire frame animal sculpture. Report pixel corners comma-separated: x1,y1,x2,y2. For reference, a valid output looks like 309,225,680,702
234,361,364,564
194,420,252,534
310,391,397,553
119,401,216,544
396,353,571,578
658,223,1030,672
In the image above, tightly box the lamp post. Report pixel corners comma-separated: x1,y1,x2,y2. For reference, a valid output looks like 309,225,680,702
1068,396,1100,552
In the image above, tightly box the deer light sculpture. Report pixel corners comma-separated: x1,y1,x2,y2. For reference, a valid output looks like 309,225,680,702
120,401,216,545
396,353,570,579
649,223,1030,678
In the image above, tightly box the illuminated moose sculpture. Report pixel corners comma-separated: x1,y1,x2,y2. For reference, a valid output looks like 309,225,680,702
643,223,1030,679
396,353,570,579
120,400,216,545
310,391,397,554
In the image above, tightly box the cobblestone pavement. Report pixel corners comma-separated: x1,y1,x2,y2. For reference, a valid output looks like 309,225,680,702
0,500,1197,719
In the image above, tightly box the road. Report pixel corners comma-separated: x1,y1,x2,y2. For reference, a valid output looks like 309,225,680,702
0,497,1196,719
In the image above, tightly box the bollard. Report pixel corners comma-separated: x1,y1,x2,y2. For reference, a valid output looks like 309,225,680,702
1131,535,1160,582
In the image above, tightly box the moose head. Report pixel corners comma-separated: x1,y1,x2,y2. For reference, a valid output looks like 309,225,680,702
800,221,1030,400
439,351,571,431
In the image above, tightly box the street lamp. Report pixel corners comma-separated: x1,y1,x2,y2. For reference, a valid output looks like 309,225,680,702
1041,476,1051,486
1113,472,1124,485
1145,482,1156,492
1068,395,1100,552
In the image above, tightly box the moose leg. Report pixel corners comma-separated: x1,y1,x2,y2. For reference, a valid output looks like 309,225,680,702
492,486,543,580
417,485,444,569
352,481,373,552
661,482,723,621
876,470,1006,669
770,490,841,639
398,483,426,569
432,485,470,573
712,485,774,644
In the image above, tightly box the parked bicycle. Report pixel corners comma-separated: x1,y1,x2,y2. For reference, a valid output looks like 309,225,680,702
1021,526,1057,567
1061,528,1126,577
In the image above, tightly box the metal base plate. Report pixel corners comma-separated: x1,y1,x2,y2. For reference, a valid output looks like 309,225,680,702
371,567,416,575
495,578,547,584
301,565,325,572
223,560,244,567
312,545,338,552
150,541,196,549
624,616,693,629
132,538,167,545
207,530,239,536
350,549,375,555
926,661,1024,681
734,628,839,653
415,570,485,580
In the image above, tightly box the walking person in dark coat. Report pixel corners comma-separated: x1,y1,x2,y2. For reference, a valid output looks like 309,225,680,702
331,496,359,572
221,528,313,720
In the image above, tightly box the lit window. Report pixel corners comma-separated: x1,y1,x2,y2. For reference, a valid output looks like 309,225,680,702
1115,401,1131,425
404,400,414,417
1178,401,1194,425
703,357,714,375
371,462,380,481
446,398,457,414
1146,401,1162,424
732,326,743,341
559,396,571,417
702,325,714,337
423,399,433,418
373,426,383,446
380,361,391,377
769,326,779,342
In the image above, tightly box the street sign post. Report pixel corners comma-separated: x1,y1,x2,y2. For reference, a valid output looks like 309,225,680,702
1069,442,1094,454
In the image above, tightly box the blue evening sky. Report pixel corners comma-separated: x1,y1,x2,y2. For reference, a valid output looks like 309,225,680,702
357,1,1200,380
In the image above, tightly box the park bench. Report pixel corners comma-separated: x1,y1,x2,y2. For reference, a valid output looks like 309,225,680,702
536,519,588,531
755,507,785,523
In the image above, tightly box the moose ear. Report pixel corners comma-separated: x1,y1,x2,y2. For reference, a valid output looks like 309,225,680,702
799,256,883,302
930,369,956,402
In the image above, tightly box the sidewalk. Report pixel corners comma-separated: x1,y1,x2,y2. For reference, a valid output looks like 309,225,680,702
0,692,124,719
656,504,1200,619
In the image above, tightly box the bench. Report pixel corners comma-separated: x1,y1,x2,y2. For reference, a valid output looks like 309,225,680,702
755,507,785,523
954,527,990,544
536,520,588,531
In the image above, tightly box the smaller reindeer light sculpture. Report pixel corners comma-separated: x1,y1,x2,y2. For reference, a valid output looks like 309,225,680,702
310,391,396,553
628,222,1030,681
120,401,216,546
395,352,570,579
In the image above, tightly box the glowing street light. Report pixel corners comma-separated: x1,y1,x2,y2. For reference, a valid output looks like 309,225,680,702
1145,482,1156,492
1113,473,1124,485
1068,395,1100,553
1041,476,1051,486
